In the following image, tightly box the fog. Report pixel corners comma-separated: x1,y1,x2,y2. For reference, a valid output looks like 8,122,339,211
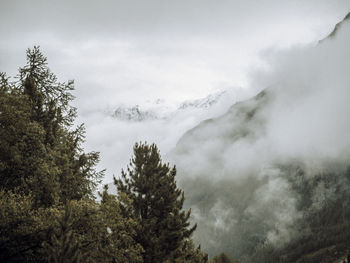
169,15,350,258
82,90,243,182
1,1,349,186
1,1,350,259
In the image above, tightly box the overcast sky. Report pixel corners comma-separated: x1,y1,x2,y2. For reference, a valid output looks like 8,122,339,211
1,0,349,182
1,1,349,108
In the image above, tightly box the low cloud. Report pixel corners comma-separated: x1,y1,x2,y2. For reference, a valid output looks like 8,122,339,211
169,16,350,258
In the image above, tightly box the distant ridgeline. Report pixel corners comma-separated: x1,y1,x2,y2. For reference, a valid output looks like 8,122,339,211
110,91,227,122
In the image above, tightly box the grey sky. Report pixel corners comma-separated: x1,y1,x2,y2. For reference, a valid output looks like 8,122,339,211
1,0,349,182
1,0,349,107
1,0,349,37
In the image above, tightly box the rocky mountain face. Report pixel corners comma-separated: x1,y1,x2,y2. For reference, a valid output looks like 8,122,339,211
112,105,158,122
110,91,229,122
178,91,227,110
168,12,350,262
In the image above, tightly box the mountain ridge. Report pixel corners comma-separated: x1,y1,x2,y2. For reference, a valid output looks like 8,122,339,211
320,11,350,42
110,90,230,122
168,13,350,262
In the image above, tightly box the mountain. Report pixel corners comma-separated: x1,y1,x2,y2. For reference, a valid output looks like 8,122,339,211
110,90,230,122
169,13,350,262
320,11,350,42
170,89,277,260
174,89,268,157
112,105,158,122
178,91,227,110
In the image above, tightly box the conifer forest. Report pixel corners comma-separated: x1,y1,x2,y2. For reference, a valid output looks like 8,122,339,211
1,1,350,263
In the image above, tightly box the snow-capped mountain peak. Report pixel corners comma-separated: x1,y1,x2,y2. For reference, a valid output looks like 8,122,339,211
112,105,157,122
110,90,229,122
178,91,227,110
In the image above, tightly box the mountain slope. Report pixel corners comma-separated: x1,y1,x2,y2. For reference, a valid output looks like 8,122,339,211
320,11,350,41
174,89,268,158
169,13,350,262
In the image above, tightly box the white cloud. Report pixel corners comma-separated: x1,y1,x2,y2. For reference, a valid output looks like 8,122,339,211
1,0,349,184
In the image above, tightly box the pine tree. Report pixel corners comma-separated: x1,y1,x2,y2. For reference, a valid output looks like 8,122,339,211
170,241,209,263
0,189,60,262
0,47,104,262
0,47,103,207
99,186,144,263
115,143,199,263
44,202,82,263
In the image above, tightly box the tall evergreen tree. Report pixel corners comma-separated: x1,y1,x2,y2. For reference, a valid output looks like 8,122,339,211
0,47,105,262
0,47,103,207
115,143,200,263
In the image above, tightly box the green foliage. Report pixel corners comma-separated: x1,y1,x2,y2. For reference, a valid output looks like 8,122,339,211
42,197,144,263
169,241,209,263
44,203,82,263
0,47,105,261
0,73,54,204
0,46,103,206
0,48,206,262
210,253,240,263
99,186,144,262
0,190,59,262
115,142,205,263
